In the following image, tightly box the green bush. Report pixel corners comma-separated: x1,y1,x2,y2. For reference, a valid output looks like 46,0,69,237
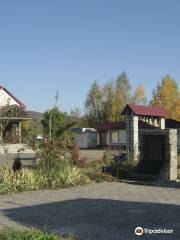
0,140,92,194
87,171,114,183
0,165,90,194
103,159,138,179
82,159,115,183
0,228,76,240
37,140,73,171
0,168,38,194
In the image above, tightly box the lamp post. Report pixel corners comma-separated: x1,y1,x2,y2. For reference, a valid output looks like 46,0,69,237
49,110,52,142
49,90,59,142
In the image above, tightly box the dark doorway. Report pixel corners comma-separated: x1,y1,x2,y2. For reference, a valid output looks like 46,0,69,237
136,135,165,175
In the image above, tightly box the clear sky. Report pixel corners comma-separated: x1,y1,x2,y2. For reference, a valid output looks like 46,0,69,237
0,0,180,113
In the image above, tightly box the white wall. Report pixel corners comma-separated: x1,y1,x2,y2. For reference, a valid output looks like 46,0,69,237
106,130,127,144
119,130,127,143
0,89,20,107
76,133,88,148
87,132,97,148
133,116,139,159
76,132,97,148
160,118,165,129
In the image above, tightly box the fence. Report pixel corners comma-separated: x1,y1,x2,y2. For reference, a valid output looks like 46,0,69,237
107,143,126,161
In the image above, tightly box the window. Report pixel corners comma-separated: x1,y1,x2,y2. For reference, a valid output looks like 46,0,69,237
110,131,119,143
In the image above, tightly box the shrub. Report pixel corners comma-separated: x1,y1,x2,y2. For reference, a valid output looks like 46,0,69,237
0,165,90,194
0,139,93,194
82,159,115,183
103,159,138,179
87,171,114,183
72,144,86,167
102,150,110,164
0,168,39,194
0,228,76,240
37,140,72,171
37,166,90,189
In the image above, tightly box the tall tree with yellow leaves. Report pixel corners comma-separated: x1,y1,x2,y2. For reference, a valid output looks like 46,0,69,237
151,75,180,121
132,84,147,105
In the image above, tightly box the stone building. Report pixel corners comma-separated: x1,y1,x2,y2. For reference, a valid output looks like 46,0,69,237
121,104,167,159
96,104,180,181
97,104,180,152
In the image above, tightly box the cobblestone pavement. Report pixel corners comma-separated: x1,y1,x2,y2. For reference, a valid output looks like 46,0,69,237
0,182,180,240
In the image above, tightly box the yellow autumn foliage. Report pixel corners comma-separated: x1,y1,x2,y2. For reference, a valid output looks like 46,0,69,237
151,75,180,121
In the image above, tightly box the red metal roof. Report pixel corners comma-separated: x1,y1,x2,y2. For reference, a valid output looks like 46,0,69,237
96,120,160,131
0,86,26,109
122,104,166,117
96,118,180,132
96,121,126,131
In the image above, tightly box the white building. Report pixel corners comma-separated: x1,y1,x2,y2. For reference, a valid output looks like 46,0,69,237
0,86,25,109
71,128,97,149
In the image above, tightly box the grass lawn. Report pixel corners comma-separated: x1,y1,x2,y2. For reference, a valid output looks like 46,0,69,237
0,228,76,240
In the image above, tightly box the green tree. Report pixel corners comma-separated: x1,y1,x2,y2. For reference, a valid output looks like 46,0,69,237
132,84,147,105
103,82,116,121
41,107,75,140
84,81,104,127
69,107,87,128
22,119,42,144
151,74,180,121
114,72,131,120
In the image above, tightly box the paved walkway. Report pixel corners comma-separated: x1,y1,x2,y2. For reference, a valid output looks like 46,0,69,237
0,182,180,240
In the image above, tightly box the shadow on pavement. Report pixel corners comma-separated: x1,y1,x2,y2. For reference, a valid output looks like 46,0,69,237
2,198,180,240
120,179,180,189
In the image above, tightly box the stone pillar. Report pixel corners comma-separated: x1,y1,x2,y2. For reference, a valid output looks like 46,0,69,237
160,129,177,181
126,115,139,160
168,129,177,180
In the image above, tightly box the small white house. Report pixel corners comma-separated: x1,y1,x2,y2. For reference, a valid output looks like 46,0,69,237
71,128,97,149
0,86,25,109
96,122,127,147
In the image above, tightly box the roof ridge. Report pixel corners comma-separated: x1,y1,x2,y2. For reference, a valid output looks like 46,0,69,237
0,86,26,109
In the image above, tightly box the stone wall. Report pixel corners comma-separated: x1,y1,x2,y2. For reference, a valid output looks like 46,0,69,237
0,153,36,169
139,129,177,181
160,129,177,180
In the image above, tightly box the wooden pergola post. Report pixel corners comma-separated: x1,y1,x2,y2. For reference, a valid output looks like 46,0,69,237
19,121,22,144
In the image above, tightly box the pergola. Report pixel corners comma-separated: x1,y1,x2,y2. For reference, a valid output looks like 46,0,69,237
0,105,31,144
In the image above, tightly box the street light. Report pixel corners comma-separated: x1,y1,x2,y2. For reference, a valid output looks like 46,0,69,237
49,90,59,142
49,110,52,142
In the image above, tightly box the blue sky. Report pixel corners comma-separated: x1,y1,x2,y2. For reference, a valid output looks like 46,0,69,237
0,0,179,113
